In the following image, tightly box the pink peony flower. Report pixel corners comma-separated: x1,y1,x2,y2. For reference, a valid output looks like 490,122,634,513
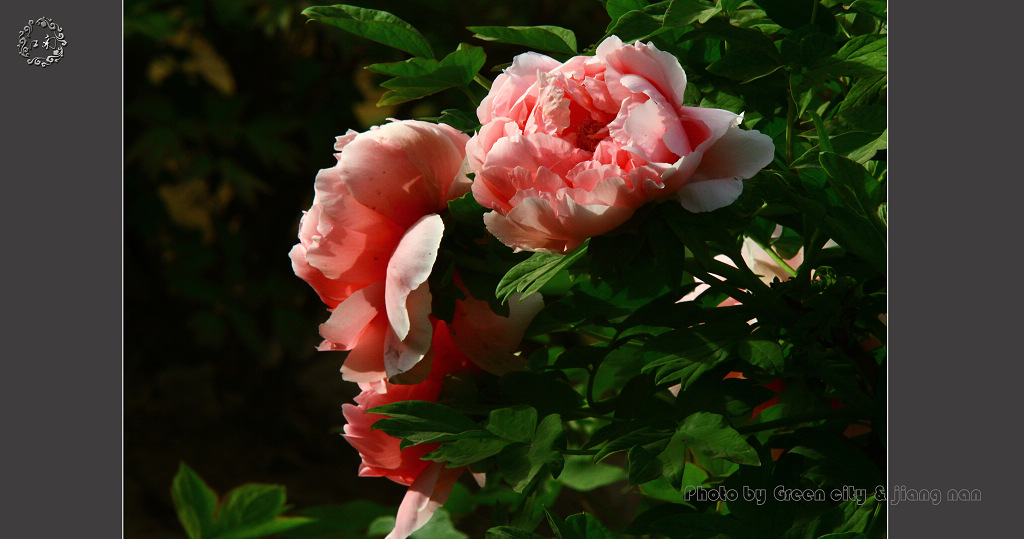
289,120,472,389
467,35,775,254
342,320,474,539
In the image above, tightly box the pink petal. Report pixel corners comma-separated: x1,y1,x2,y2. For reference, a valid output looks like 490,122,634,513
337,313,389,386
385,214,444,340
451,291,544,375
691,125,776,183
338,122,467,229
319,282,383,349
387,463,463,539
676,177,744,213
383,284,435,379
597,36,688,107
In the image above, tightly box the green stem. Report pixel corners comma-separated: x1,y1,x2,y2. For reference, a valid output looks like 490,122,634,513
751,238,798,278
473,73,492,91
810,0,819,24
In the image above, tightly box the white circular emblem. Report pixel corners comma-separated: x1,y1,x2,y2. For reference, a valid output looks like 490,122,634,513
17,17,66,67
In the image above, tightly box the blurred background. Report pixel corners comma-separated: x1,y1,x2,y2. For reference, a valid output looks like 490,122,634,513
124,0,607,536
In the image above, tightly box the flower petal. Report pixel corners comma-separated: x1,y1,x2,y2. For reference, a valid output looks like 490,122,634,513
387,463,463,539
451,291,545,375
676,177,744,213
385,214,444,340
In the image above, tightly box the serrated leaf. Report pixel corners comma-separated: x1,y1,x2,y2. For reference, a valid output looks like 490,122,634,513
496,242,588,304
677,412,760,465
468,25,577,55
171,463,219,539
301,5,434,59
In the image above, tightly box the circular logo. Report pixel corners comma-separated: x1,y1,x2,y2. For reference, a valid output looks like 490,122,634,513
17,17,66,67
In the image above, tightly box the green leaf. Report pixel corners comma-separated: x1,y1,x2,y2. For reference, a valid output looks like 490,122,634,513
556,455,627,492
370,400,491,445
807,34,887,79
496,242,588,304
594,427,673,462
681,19,779,57
423,437,510,467
628,445,664,485
604,9,665,42
564,513,617,539
430,109,481,132
486,526,547,539
367,509,466,539
677,412,760,465
499,414,565,492
500,372,583,417
215,518,314,539
413,508,469,539
737,339,785,374
839,74,886,111
367,43,486,106
707,48,783,83
664,0,721,27
215,484,287,532
447,192,487,229
656,428,690,490
544,507,573,539
301,5,434,59
641,322,750,388
808,110,833,153
753,0,836,31
487,405,539,444
171,463,219,539
467,25,577,55
281,501,393,538
603,0,651,23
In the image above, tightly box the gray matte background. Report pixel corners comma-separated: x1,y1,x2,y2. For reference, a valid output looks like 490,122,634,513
1,1,121,537
1,2,1019,538
885,4,1021,537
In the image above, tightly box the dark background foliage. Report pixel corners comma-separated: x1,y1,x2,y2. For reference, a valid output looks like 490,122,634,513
123,1,607,537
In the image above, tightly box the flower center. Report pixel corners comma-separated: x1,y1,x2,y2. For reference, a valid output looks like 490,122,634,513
573,117,607,153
